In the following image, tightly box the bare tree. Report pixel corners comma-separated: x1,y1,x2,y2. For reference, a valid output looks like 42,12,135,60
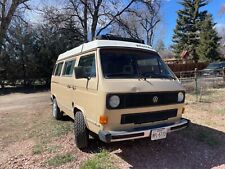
139,0,161,45
110,12,142,40
112,0,161,46
0,0,30,53
65,0,136,41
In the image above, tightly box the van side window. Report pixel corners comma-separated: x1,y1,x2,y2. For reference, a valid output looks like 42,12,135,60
55,62,63,76
62,60,76,76
78,54,96,77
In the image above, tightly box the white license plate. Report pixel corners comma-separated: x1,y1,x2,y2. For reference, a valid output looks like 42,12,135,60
151,128,167,140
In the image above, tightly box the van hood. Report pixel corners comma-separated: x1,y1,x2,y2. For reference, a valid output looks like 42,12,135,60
101,78,184,93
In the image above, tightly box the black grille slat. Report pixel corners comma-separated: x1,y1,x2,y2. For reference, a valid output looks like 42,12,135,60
106,91,184,109
121,109,177,124
125,92,178,108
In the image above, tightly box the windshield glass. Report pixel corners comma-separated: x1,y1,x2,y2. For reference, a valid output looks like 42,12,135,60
100,48,176,79
206,63,221,69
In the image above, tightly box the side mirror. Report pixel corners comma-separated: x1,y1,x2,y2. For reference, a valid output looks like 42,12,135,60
74,66,88,79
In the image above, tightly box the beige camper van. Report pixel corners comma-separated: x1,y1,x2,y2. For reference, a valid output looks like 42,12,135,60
51,35,189,149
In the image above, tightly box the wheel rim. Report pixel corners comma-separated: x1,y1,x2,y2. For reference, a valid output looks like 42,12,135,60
52,101,57,117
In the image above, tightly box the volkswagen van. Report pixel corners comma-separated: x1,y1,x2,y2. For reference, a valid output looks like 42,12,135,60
51,35,189,149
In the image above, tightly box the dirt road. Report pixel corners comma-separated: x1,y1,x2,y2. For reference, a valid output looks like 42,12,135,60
0,89,225,169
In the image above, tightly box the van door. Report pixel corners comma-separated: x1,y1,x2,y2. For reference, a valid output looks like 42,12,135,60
74,52,98,124
60,59,76,117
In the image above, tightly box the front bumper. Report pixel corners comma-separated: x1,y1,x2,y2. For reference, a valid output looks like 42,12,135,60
98,118,189,143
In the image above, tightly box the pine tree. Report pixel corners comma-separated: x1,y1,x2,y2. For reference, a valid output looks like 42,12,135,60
196,14,221,62
172,0,208,62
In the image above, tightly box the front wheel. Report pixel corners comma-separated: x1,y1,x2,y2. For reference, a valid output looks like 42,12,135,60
52,98,63,120
74,111,89,149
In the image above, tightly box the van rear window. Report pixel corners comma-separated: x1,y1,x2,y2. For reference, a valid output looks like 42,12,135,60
55,62,63,76
62,60,76,76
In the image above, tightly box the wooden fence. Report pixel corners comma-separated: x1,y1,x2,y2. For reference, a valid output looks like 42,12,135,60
168,62,208,76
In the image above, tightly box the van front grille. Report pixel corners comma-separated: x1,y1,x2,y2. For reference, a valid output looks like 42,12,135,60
106,91,184,109
121,109,177,124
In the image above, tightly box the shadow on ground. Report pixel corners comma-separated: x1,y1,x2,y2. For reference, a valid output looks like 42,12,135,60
87,123,225,169
61,115,74,122
0,86,49,95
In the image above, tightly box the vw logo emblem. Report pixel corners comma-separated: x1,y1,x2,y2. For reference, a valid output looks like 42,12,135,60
153,96,158,103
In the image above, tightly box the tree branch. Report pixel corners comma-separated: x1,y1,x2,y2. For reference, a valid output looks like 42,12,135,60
96,0,135,36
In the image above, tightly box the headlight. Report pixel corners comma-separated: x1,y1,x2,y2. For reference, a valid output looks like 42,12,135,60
178,92,184,102
109,95,120,108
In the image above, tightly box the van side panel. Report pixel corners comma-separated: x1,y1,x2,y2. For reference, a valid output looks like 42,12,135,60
51,76,65,111
58,76,75,118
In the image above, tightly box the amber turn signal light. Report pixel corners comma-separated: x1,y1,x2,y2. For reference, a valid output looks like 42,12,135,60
99,115,108,124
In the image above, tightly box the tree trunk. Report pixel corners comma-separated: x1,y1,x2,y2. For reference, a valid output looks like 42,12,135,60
0,0,29,53
83,0,88,42
91,0,102,40
0,34,4,54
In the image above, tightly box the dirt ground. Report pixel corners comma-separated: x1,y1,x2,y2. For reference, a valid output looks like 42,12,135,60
0,88,225,169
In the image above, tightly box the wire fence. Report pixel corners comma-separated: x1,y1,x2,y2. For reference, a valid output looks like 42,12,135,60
0,78,50,89
1,68,225,103
177,68,225,102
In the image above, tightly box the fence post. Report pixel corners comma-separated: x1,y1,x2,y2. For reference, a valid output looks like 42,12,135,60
194,68,198,100
223,67,225,83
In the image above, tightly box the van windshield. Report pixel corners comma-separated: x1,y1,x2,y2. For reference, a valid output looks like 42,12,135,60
100,48,176,79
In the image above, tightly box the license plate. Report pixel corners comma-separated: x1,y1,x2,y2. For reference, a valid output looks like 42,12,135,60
151,128,167,140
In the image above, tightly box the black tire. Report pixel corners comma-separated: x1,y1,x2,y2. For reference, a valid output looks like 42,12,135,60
52,98,63,120
74,111,89,149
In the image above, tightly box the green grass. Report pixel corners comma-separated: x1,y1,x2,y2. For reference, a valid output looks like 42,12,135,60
32,144,44,155
47,145,60,153
80,150,118,169
51,120,73,137
29,117,72,156
28,117,73,143
32,144,60,155
44,153,74,167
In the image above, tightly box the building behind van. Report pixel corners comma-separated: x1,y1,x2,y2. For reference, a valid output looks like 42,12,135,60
51,35,189,149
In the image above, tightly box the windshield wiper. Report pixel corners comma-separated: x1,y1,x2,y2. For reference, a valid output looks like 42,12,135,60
138,74,147,81
138,72,176,80
138,72,152,81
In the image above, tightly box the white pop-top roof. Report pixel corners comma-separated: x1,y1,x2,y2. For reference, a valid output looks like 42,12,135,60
57,39,155,61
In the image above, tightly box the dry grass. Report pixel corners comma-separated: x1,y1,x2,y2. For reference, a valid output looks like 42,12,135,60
0,89,225,169
185,88,225,132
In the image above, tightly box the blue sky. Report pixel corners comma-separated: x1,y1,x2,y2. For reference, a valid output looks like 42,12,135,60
27,0,225,47
162,0,225,47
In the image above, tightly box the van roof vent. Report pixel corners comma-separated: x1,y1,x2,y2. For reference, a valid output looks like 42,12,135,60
95,34,145,44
